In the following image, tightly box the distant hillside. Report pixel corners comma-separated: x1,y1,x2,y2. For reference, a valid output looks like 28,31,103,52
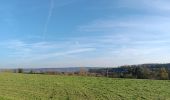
121,63,170,70
1,63,170,73
88,63,170,80
19,67,101,73
89,63,170,73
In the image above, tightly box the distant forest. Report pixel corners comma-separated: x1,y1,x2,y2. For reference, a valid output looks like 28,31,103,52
6,63,170,80
89,64,170,80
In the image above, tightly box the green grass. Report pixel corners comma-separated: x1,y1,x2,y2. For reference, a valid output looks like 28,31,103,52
0,73,169,100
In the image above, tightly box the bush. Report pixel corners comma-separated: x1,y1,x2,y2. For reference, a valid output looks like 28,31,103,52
18,68,23,73
158,68,169,80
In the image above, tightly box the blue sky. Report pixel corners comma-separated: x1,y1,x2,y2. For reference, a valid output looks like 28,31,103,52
0,0,170,68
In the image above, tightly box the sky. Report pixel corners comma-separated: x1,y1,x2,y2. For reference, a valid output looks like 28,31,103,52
0,0,170,68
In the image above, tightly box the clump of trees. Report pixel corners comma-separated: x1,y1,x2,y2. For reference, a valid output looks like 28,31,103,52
89,66,170,80
14,64,170,80
25,68,89,76
158,68,169,80
18,68,23,73
33,66,168,80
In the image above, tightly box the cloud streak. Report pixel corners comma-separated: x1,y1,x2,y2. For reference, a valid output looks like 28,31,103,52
42,0,54,40
0,39,95,59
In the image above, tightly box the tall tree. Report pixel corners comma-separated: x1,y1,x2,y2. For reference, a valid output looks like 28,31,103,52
159,68,169,80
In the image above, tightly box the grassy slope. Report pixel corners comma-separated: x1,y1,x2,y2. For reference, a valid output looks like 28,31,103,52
0,73,169,100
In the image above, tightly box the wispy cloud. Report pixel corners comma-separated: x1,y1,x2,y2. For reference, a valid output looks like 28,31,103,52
42,0,54,40
90,0,170,12
0,40,95,60
78,15,170,33
75,0,170,66
42,0,79,40
127,0,170,11
28,47,95,61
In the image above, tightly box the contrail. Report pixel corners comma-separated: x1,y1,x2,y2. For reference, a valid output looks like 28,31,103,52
42,0,54,41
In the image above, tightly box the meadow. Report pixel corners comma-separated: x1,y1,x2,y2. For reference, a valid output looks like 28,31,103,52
0,73,169,100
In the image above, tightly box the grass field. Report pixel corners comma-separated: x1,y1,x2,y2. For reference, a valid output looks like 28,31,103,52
0,73,169,100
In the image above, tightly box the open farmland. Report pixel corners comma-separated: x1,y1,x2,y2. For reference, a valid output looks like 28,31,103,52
0,73,169,100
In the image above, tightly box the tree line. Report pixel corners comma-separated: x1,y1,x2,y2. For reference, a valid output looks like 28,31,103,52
89,64,170,80
13,64,170,80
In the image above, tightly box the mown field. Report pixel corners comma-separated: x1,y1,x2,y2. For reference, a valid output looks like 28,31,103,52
0,73,169,100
